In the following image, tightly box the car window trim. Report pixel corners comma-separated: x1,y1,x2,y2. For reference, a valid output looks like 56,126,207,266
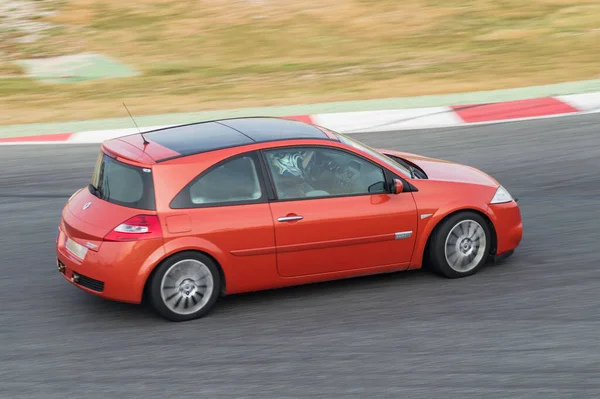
169,150,270,209
258,144,402,203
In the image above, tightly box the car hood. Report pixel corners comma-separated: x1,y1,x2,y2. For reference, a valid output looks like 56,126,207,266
379,149,500,187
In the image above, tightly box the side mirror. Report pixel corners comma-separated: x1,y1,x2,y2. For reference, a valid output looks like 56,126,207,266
391,178,404,194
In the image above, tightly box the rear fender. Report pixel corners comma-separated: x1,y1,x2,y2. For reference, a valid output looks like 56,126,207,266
129,243,167,302
135,236,227,298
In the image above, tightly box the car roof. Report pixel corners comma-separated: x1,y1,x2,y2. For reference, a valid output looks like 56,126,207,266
140,117,338,162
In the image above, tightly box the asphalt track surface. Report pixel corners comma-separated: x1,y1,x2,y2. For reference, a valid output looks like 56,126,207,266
2,113,600,398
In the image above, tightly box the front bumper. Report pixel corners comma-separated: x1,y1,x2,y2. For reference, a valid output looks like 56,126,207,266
492,249,514,264
487,200,523,257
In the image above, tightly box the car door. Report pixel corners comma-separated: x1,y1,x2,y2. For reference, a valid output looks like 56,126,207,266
262,144,418,278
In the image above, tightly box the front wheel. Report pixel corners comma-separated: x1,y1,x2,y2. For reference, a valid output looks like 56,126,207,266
428,212,491,278
148,251,221,322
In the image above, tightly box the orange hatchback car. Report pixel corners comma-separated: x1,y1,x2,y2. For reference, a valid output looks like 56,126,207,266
56,117,522,321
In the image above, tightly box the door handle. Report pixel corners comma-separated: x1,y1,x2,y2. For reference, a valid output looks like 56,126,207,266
277,215,303,222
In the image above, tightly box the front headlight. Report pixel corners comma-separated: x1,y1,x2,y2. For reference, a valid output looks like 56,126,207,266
490,185,513,204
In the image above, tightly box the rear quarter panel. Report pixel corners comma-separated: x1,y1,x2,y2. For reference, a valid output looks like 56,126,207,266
149,148,280,295
157,204,279,295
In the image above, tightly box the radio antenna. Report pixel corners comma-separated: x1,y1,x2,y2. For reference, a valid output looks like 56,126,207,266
123,102,149,145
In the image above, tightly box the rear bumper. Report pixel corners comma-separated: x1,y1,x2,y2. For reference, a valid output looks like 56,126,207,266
56,225,165,304
57,257,108,296
488,200,523,256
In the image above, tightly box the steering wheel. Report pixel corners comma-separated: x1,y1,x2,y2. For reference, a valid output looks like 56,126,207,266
303,151,328,183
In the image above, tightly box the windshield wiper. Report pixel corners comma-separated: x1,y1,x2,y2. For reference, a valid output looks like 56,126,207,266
88,183,102,199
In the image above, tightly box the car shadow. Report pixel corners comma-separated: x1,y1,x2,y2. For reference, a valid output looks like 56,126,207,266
72,259,511,323
211,257,515,316
73,268,431,322
211,267,433,314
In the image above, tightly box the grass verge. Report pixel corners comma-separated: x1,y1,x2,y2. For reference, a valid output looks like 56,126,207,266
1,0,599,125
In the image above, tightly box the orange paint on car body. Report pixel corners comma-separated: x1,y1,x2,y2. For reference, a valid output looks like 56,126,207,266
56,118,522,318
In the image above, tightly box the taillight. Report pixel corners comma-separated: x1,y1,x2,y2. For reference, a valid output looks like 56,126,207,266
104,215,163,242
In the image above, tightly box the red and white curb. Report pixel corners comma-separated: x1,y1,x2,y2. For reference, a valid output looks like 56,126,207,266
1,92,599,145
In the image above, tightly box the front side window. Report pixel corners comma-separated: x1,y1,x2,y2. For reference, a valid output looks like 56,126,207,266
264,146,387,200
171,154,263,208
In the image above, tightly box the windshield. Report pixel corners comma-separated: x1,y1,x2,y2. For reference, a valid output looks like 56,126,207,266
90,152,156,210
334,132,412,178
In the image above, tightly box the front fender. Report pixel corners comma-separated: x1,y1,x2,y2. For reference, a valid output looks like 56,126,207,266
410,198,492,268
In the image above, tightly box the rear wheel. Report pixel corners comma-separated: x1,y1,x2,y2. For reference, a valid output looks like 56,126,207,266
148,251,221,322
428,211,491,278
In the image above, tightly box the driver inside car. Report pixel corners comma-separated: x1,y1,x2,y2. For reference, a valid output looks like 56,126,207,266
267,149,331,199
267,147,388,199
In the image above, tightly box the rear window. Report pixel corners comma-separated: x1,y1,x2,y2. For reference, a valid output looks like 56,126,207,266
90,152,156,210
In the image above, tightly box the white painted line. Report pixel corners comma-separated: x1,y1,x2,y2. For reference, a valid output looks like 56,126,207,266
0,141,84,146
338,108,600,134
312,106,463,133
557,93,600,113
68,124,172,143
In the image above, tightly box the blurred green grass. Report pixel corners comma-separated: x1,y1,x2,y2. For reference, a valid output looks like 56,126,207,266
1,0,599,125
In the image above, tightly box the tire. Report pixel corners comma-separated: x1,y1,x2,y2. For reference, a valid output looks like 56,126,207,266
148,251,221,322
428,211,491,279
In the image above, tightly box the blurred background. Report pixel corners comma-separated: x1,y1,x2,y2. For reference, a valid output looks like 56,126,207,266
1,0,599,125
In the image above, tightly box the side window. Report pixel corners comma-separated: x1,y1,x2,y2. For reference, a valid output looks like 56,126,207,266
171,154,263,208
264,146,387,200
